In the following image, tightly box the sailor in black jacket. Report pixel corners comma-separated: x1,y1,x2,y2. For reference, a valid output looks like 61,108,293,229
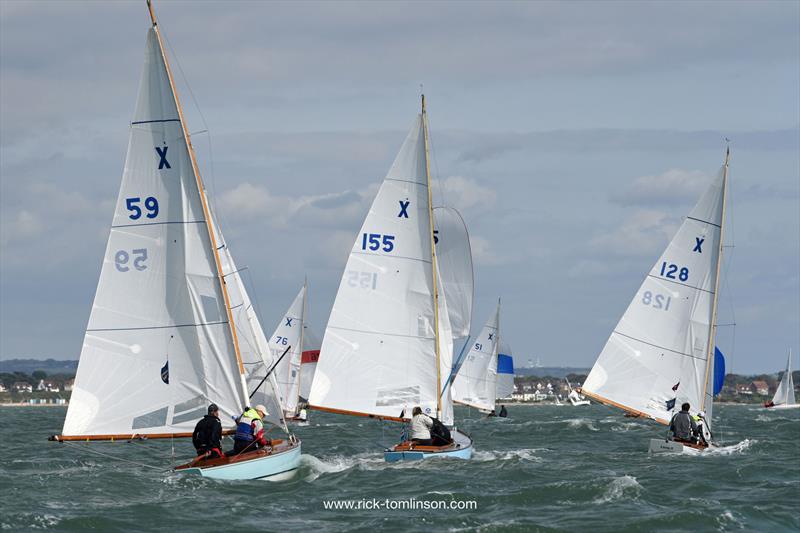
193,404,223,458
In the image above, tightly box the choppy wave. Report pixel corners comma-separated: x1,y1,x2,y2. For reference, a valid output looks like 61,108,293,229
593,475,642,504
472,448,545,462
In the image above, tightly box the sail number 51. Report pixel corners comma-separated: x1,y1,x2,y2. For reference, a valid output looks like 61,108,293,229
361,233,395,253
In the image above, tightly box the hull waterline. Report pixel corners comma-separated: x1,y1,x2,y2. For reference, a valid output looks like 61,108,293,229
176,440,301,480
384,430,472,462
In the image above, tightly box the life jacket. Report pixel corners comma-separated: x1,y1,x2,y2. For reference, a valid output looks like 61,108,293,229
234,408,261,443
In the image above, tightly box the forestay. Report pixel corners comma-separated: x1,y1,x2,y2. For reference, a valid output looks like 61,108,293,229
772,350,796,407
62,28,245,437
452,303,500,411
433,207,473,339
309,114,445,422
582,160,727,429
270,285,307,416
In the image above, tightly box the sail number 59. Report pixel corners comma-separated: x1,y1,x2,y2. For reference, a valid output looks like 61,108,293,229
361,233,395,253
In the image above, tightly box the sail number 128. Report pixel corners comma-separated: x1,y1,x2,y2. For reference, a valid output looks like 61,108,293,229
659,262,689,282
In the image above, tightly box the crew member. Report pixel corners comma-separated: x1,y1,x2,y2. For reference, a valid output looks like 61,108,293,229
669,402,698,443
192,403,224,458
232,404,269,454
409,406,433,446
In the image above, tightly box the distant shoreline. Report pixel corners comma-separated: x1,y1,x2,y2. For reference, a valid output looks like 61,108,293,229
0,403,67,407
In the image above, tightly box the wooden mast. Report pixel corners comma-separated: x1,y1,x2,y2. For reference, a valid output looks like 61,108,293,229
421,94,443,418
700,145,730,417
146,1,248,396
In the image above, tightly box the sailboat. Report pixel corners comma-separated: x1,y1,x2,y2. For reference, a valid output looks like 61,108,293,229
564,379,590,406
49,1,301,480
764,350,798,410
452,302,501,414
496,341,515,400
269,282,309,421
298,325,321,413
308,96,473,461
579,149,731,453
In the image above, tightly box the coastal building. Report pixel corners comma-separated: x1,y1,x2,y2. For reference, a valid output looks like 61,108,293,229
750,381,769,395
64,379,75,392
13,382,33,393
0,383,6,392
735,384,752,395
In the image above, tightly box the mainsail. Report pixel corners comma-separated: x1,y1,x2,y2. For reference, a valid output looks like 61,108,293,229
309,102,451,423
771,350,797,407
452,303,500,411
269,284,307,416
62,24,247,438
582,152,729,431
433,207,473,339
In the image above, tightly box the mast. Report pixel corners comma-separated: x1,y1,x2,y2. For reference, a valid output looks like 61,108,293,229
700,146,730,415
421,94,442,418
296,277,308,412
146,1,248,399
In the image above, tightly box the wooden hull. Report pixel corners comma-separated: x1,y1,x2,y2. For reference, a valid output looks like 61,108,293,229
384,429,472,462
175,439,301,480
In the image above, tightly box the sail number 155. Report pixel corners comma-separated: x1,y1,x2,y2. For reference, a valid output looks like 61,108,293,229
361,233,395,253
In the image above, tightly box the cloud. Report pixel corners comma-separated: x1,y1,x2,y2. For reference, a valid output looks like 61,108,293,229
217,181,375,230
590,209,680,257
610,168,710,207
434,176,497,213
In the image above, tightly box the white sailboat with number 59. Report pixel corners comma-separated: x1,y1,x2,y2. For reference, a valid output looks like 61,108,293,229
580,148,732,454
309,96,473,461
50,1,300,481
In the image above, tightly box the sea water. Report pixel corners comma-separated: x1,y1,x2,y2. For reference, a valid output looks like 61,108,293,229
1,404,797,532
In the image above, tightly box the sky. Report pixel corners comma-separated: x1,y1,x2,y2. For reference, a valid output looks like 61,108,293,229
0,0,798,375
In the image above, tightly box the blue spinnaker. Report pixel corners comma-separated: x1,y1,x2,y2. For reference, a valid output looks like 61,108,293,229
713,347,725,396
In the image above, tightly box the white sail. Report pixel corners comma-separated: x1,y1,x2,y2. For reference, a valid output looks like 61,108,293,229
298,325,321,402
437,264,455,426
771,350,796,406
309,114,445,421
582,159,728,429
269,284,307,415
496,341,515,399
63,28,245,437
452,303,500,412
208,212,284,428
433,207,473,339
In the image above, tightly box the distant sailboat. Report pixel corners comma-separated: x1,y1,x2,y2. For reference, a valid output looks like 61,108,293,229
496,341,515,400
764,350,798,410
564,379,590,406
580,149,731,453
269,282,307,419
308,96,473,461
50,1,300,480
452,302,500,414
